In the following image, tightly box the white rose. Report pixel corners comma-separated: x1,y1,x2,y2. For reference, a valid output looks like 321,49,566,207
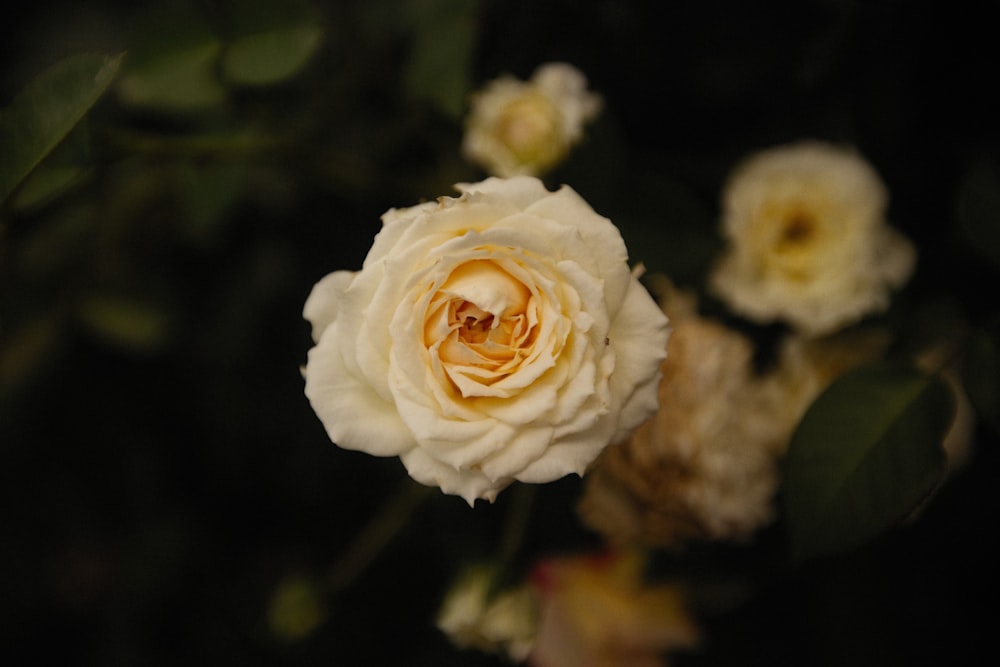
303,176,669,504
709,140,916,337
462,63,602,178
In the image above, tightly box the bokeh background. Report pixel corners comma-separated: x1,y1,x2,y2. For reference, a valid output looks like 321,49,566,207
2,1,998,665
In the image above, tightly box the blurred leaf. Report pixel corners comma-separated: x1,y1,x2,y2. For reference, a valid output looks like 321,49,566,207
402,0,480,118
221,0,324,87
963,323,1000,436
222,27,323,87
12,165,94,211
116,4,225,112
76,293,173,352
267,573,327,642
782,363,953,562
957,159,1000,267
0,53,122,205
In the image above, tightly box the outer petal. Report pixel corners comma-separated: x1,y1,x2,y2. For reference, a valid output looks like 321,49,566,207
400,446,512,505
304,320,415,457
515,421,614,483
477,424,556,482
606,277,672,442
303,271,355,343
526,185,631,314
455,176,550,211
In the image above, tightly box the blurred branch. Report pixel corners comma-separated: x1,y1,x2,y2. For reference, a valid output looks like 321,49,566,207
105,128,286,159
325,477,433,593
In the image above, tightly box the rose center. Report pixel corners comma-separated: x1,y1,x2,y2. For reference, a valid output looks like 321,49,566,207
455,302,495,344
424,260,539,392
778,213,816,248
496,92,564,165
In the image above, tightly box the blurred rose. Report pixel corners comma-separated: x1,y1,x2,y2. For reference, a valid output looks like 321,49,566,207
436,564,537,661
529,549,698,667
578,279,787,547
303,176,669,503
709,140,916,337
463,62,602,177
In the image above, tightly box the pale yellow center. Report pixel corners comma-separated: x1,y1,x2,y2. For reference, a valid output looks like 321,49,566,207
774,209,818,253
751,198,831,281
424,260,538,389
495,91,564,166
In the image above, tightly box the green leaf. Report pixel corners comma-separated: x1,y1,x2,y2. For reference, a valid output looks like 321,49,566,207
782,363,953,562
957,159,1000,267
222,27,324,86
402,0,481,118
12,165,93,211
220,0,324,87
0,53,122,205
116,4,225,112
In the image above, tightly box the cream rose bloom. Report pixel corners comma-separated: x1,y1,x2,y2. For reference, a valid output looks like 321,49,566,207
709,140,916,337
462,62,602,178
303,176,669,504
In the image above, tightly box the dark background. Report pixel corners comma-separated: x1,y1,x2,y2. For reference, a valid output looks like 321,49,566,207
2,1,998,665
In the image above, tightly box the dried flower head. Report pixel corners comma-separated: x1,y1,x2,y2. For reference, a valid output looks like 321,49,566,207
578,280,787,548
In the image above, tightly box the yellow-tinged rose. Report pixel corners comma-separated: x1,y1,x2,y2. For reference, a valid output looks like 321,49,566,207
528,549,699,667
303,176,669,504
463,63,602,177
709,140,916,337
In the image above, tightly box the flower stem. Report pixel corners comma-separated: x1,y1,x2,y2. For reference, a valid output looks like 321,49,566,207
325,478,433,593
498,483,536,569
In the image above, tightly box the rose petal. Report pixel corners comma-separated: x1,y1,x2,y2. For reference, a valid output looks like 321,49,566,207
605,278,672,442
477,424,556,482
304,322,415,457
526,185,631,314
455,175,551,210
303,271,355,343
400,446,511,505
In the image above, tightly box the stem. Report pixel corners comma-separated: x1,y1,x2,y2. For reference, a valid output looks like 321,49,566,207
497,483,536,569
325,478,433,593
105,129,285,159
